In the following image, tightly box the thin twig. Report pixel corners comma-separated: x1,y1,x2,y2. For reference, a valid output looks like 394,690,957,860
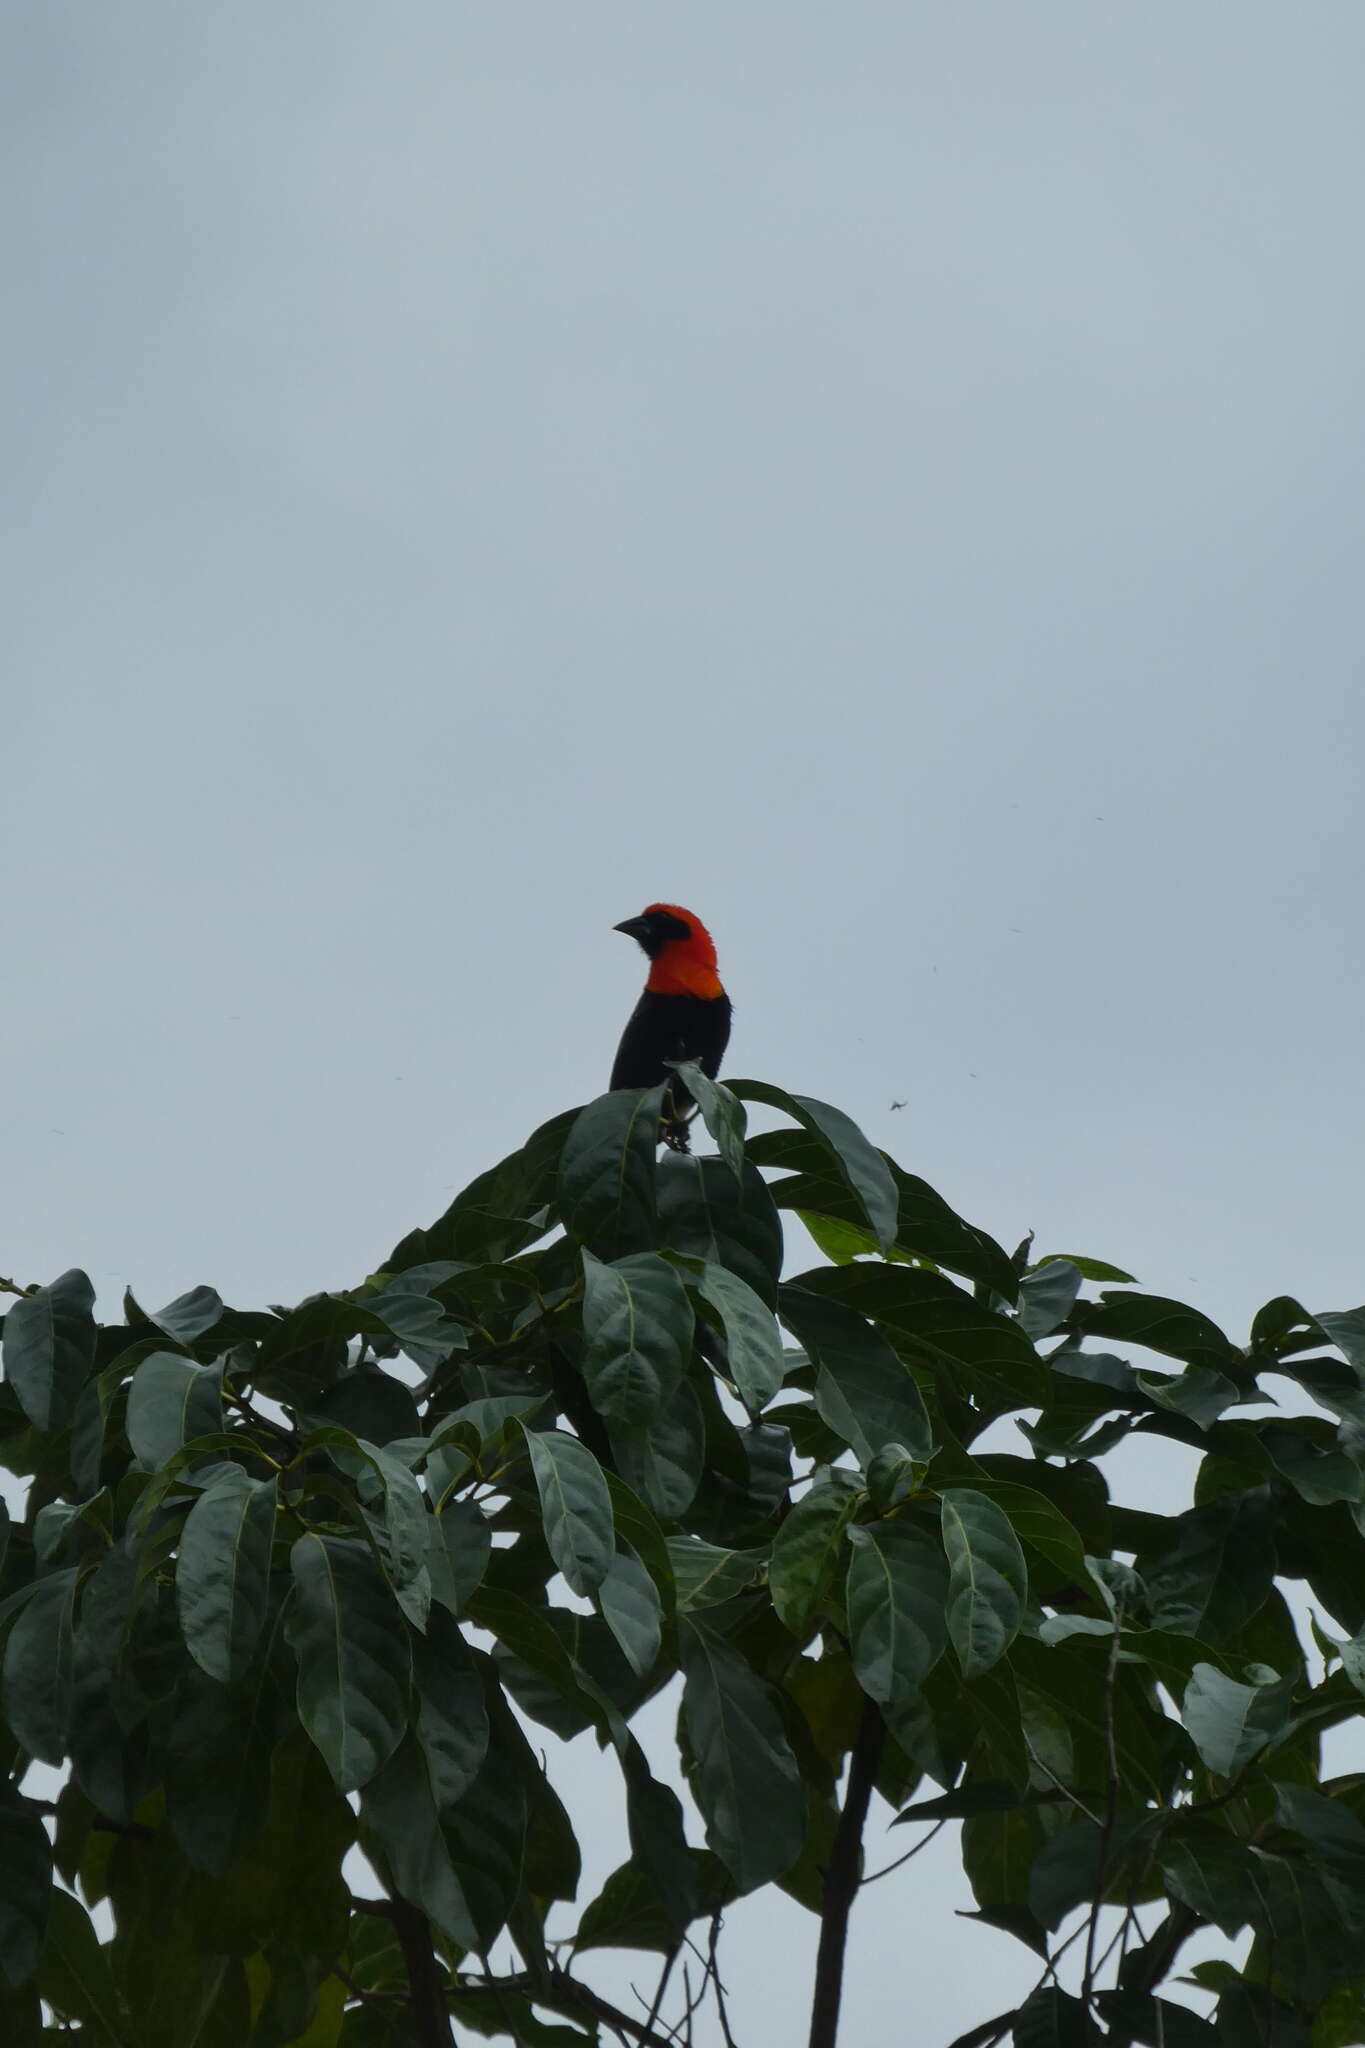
0,1277,35,1298
1081,1595,1127,2022
641,1948,678,2041
861,1818,947,1884
707,1911,739,2048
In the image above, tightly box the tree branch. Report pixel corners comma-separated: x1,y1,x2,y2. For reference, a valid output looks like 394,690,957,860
807,1696,884,2048
356,1899,451,2047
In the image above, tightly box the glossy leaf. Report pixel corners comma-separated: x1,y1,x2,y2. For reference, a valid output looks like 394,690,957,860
769,1470,862,1639
729,1079,898,1251
558,1086,664,1259
685,1260,787,1416
1,1567,77,1764
940,1488,1028,1677
780,1286,933,1465
679,1621,805,1891
523,1426,615,1596
176,1465,276,1683
595,1547,663,1676
414,1608,489,1811
125,1352,223,1470
1,1268,97,1434
1181,1661,1298,1776
670,1061,747,1183
360,1733,480,1949
581,1250,693,1425
285,1535,411,1792
655,1154,784,1310
666,1536,765,1611
608,1380,706,1520
846,1519,949,1704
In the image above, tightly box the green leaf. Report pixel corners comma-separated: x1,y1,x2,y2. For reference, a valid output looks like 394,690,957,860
35,1888,123,2042
125,1352,223,1470
1142,1489,1276,1641
729,1079,898,1252
1079,1290,1243,1373
769,1471,862,1639
596,1548,663,1676
0,1782,52,1989
780,1287,933,1465
149,1285,225,1349
1,1567,77,1764
389,1106,577,1268
1157,1822,1264,1936
846,1519,949,1704
608,1381,706,1520
176,1465,276,1683
604,1472,676,1616
681,1260,786,1417
426,1496,492,1615
1016,1261,1082,1341
950,1476,1090,1587
558,1086,664,1259
1180,1661,1298,1776
285,1535,412,1792
414,1607,489,1812
1013,1986,1091,2048
655,1154,784,1311
522,1426,615,1596
1,1268,96,1433
1037,1252,1137,1285
574,1849,728,1954
361,1732,481,1950
666,1536,765,1611
679,1620,805,1891
792,1262,1045,1410
615,1729,706,1939
670,1062,747,1182
940,1488,1028,1677
581,1250,693,1425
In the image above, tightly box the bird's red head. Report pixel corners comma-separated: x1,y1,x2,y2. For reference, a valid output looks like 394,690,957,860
613,903,724,999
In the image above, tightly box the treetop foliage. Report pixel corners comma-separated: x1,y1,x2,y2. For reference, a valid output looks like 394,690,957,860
3,1067,1365,2046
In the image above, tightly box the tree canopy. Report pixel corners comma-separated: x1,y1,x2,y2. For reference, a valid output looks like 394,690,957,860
3,1068,1365,2047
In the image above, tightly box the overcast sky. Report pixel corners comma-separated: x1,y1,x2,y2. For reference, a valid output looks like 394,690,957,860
5,5,1365,2041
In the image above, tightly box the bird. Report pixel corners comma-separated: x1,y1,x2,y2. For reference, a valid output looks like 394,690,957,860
610,904,732,1150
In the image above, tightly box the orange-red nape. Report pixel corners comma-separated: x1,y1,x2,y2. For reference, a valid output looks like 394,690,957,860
643,903,725,999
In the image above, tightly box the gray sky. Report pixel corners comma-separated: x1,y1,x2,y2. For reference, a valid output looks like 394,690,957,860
5,5,1365,2040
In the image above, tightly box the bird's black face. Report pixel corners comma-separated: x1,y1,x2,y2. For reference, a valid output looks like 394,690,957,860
613,908,692,958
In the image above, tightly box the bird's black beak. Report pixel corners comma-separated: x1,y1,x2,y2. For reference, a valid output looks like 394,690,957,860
613,916,651,944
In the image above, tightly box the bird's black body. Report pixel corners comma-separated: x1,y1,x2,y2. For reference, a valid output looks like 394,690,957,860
610,988,733,1096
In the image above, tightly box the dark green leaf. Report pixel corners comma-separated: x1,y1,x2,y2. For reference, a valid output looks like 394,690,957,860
1013,1986,1091,2048
1142,1489,1276,1641
616,1728,705,1939
666,1536,765,1611
670,1062,747,1183
780,1287,933,1466
655,1154,784,1311
1180,1661,1297,1776
729,1080,898,1251
361,1732,480,1949
1,1268,96,1433
687,1261,787,1416
125,1352,223,1470
0,1783,51,1989
1,1567,77,1764
176,1465,276,1683
679,1621,805,1891
790,1263,1045,1411
35,1888,123,2042
286,1535,412,1791
769,1470,862,1639
149,1286,225,1349
574,1848,727,1954
1079,1290,1243,1373
608,1380,706,1521
389,1107,577,1269
940,1488,1027,1677
522,1426,615,1596
558,1086,664,1259
846,1519,949,1704
581,1250,693,1425
596,1547,663,1676
414,1607,489,1812
1016,1262,1082,1341
426,1497,492,1615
